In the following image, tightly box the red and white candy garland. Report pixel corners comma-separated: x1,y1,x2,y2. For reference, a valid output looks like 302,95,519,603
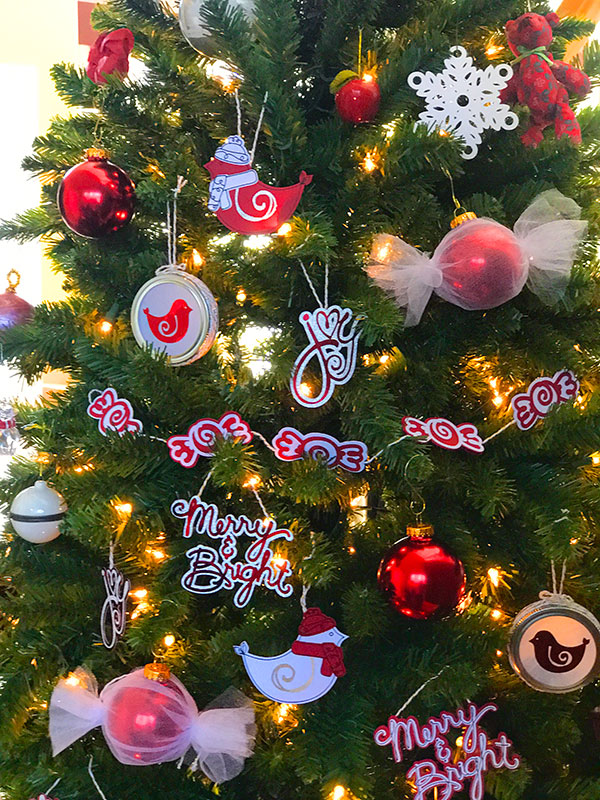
273,427,368,473
511,369,579,431
374,701,520,800
402,417,484,453
87,388,143,436
167,411,253,467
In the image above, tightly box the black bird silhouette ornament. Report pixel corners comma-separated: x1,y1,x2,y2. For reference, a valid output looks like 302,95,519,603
530,630,590,673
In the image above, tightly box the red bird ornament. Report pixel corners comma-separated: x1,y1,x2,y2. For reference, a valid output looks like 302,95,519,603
204,135,312,235
143,298,192,344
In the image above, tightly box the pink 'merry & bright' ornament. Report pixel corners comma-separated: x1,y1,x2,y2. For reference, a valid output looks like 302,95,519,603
235,607,347,703
367,189,587,325
204,95,312,235
377,523,465,620
500,12,590,147
0,270,33,331
58,148,135,238
50,664,256,781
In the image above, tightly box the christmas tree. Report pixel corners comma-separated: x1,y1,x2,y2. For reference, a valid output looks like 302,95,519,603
2,0,600,798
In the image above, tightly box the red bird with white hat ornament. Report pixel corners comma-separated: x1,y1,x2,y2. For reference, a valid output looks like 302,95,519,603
234,607,347,703
205,135,312,235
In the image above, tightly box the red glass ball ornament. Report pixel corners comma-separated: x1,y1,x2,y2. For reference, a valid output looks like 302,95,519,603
103,669,192,765
335,77,381,124
436,217,527,311
57,148,135,238
377,525,465,620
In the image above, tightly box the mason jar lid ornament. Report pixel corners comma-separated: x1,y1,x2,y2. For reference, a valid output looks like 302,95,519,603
367,189,587,326
131,179,218,366
49,664,256,781
0,269,34,331
9,480,67,544
508,562,600,693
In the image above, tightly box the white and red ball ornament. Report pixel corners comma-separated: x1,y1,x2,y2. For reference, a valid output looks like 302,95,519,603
377,523,466,620
50,664,256,782
131,264,218,366
57,148,135,239
330,70,381,124
508,592,600,693
367,189,587,325
0,270,34,331
9,480,67,544
179,0,255,56
204,135,312,235
235,607,347,703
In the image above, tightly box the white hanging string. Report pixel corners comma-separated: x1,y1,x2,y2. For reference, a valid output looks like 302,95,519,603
365,434,410,464
234,89,242,138
197,467,214,498
250,91,269,164
44,778,61,796
250,486,269,518
166,177,188,266
550,558,568,595
88,757,110,800
252,429,277,453
298,260,324,308
324,259,329,309
482,419,516,444
395,665,448,717
299,534,316,613
109,540,114,569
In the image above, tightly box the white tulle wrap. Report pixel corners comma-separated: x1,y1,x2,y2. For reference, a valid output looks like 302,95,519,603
367,189,587,326
49,666,256,783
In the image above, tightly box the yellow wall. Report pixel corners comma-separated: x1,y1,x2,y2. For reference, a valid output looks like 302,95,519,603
0,0,89,303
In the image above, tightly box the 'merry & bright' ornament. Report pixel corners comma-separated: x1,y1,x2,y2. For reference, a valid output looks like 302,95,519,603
367,189,587,326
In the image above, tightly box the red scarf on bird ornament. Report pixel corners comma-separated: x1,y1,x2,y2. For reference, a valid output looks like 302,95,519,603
291,639,346,677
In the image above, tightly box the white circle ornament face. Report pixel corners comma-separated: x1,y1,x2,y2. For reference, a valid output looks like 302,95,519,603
131,267,218,367
508,597,600,693
9,480,67,543
178,0,255,55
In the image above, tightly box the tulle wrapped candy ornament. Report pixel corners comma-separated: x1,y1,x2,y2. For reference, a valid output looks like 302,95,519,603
367,190,587,326
50,664,256,782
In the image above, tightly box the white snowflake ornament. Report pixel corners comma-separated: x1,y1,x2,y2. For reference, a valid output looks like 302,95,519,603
408,46,519,159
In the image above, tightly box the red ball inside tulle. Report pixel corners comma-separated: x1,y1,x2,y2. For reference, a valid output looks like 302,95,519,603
436,219,526,310
57,156,135,238
104,679,190,765
377,536,465,620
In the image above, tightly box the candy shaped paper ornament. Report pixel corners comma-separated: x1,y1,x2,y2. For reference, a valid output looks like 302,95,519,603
10,480,67,544
87,388,143,436
367,189,587,326
408,46,518,159
291,305,361,408
172,495,294,608
204,134,312,235
374,700,520,800
131,264,218,366
511,369,579,430
235,607,347,703
168,411,253,468
50,664,256,781
273,427,368,473
402,416,484,453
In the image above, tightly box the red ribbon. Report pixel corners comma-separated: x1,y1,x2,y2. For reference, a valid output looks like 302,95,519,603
291,640,346,677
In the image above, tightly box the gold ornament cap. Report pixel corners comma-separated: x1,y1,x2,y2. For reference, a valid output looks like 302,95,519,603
450,211,478,229
85,147,109,161
406,523,434,540
144,662,171,683
5,269,20,294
